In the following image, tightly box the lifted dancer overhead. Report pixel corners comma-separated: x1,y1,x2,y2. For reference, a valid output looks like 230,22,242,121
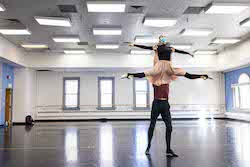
122,35,212,86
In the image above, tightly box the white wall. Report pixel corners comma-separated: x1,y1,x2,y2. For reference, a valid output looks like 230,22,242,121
217,38,250,71
1,29,250,121
13,68,36,123
36,71,223,106
225,112,250,122
0,36,26,66
34,70,225,120
169,72,225,105
24,52,218,70
36,71,134,107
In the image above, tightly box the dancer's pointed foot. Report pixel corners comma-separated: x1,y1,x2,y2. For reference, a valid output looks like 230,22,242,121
145,144,151,155
166,149,178,157
145,148,150,155
121,73,132,79
201,75,213,80
145,149,150,155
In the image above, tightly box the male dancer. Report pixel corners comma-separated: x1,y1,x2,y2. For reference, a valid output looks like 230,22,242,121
146,83,178,157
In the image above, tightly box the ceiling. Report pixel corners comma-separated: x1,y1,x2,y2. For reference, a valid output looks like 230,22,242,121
0,0,250,54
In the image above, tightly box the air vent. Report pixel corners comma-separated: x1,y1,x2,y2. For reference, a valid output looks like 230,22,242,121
1,19,23,26
58,5,77,13
37,70,51,72
128,6,145,13
78,42,88,46
183,7,204,14
5,19,22,23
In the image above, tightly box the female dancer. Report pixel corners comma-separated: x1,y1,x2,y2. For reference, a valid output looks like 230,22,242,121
122,35,212,86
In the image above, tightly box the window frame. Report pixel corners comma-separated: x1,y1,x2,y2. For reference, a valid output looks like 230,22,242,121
97,77,116,110
63,77,80,110
133,78,150,110
231,73,250,110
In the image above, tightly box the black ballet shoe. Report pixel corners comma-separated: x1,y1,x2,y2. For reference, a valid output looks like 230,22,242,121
145,145,150,155
166,150,178,157
201,75,213,80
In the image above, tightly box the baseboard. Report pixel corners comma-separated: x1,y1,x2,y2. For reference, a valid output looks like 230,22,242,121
35,117,221,122
12,122,26,125
7,118,250,125
223,118,250,123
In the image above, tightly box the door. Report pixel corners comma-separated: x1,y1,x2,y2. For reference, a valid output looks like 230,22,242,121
5,89,13,126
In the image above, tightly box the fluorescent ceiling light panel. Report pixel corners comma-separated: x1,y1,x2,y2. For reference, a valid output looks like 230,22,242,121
240,18,250,27
212,38,241,44
87,1,126,13
35,16,71,27
52,36,80,43
205,3,249,14
93,28,122,35
130,50,152,55
0,28,31,35
143,17,177,27
0,4,6,11
181,29,213,36
96,44,119,49
170,44,192,49
21,43,48,49
194,50,217,55
64,50,86,54
135,36,158,43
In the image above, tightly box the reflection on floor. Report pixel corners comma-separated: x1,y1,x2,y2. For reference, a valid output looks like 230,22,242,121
0,120,250,167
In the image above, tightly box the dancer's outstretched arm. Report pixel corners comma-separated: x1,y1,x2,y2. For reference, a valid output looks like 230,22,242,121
171,48,194,57
129,43,154,50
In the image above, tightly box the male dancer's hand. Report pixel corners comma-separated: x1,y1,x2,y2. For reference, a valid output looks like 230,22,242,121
128,43,134,47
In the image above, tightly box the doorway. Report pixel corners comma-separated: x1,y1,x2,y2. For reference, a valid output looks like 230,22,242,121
5,89,13,126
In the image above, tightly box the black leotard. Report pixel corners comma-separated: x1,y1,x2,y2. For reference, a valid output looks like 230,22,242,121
134,44,190,61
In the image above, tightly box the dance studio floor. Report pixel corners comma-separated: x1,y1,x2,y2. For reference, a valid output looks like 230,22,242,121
0,120,250,167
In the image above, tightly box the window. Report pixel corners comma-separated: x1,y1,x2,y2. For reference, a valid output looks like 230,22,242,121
98,77,115,109
63,77,80,110
232,73,250,110
133,79,149,109
239,73,250,83
233,87,240,108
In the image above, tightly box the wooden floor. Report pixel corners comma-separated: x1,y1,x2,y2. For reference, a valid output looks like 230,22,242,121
0,120,250,167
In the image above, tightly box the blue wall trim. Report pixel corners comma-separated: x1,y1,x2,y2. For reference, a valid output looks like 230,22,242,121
0,63,14,125
225,66,250,112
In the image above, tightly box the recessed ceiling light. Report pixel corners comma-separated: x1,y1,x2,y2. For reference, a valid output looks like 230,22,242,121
87,1,126,13
134,36,158,43
21,43,48,49
0,4,6,11
240,18,250,27
212,38,241,44
0,28,31,35
93,28,122,35
52,35,80,43
96,44,119,49
130,50,152,55
143,17,177,27
64,50,86,54
194,50,217,55
205,2,249,14
34,16,71,27
170,44,192,49
181,29,213,36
